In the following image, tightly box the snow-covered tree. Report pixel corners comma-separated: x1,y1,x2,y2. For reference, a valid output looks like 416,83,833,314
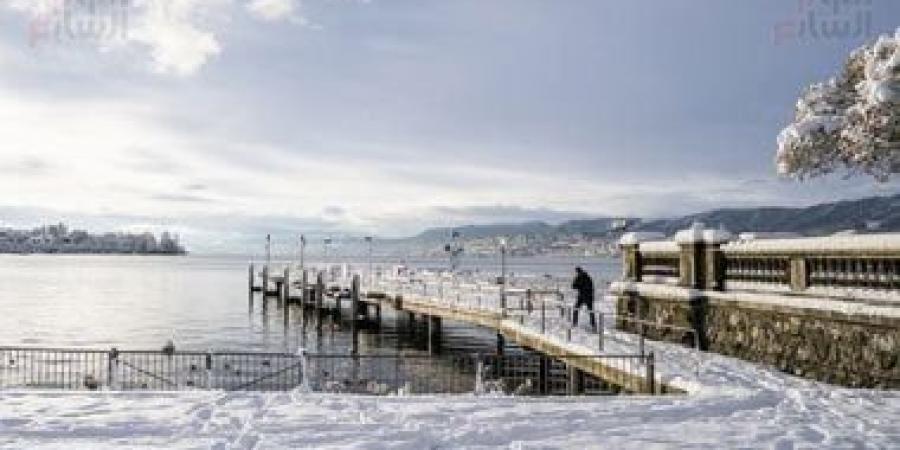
777,28,900,181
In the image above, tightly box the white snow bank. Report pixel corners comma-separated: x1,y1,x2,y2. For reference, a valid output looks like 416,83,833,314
612,281,900,318
619,232,666,246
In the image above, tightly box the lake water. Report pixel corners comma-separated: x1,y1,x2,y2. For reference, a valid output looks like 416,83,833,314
0,254,621,354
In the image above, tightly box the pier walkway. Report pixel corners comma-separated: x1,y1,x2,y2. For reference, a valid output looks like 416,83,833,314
250,265,694,394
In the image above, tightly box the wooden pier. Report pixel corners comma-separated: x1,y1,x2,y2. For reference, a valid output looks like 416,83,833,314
248,265,676,394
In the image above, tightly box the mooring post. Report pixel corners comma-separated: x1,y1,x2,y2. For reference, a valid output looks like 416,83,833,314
541,297,546,334
315,271,324,331
249,263,255,292
598,312,604,352
567,366,584,395
351,274,360,355
301,269,308,304
283,269,290,327
646,351,656,394
428,316,442,355
315,271,324,309
538,355,549,395
262,265,269,297
108,347,118,389
283,267,291,303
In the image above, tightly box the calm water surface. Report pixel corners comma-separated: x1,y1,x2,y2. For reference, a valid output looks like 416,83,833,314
0,254,620,353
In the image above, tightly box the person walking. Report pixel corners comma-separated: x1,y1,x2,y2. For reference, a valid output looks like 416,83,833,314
571,267,597,331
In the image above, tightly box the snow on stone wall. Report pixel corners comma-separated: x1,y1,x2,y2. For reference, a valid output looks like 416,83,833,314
721,232,900,254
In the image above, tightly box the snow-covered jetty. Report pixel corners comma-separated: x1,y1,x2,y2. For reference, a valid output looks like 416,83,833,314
612,225,900,388
251,265,672,395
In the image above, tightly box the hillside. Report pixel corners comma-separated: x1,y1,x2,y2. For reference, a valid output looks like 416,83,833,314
411,194,900,243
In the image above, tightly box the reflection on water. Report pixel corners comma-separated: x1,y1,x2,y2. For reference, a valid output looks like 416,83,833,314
0,254,620,354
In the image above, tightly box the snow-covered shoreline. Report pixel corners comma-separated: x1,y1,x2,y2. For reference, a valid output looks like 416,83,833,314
0,385,897,449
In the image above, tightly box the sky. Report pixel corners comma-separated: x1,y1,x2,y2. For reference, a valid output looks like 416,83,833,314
0,0,898,252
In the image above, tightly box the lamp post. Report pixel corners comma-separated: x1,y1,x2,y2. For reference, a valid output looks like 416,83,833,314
299,234,306,273
323,237,332,280
364,236,373,285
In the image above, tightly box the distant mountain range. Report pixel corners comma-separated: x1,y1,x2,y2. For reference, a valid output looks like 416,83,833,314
410,194,900,242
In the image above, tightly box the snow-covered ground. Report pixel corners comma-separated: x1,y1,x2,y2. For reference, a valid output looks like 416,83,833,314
1,279,898,448
1,381,898,449
1,325,898,448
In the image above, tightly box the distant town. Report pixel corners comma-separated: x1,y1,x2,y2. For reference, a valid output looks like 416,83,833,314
0,223,186,255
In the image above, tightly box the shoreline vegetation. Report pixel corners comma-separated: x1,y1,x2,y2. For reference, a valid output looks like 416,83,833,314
0,223,186,255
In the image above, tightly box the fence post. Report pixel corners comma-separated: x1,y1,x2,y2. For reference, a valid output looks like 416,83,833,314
108,347,118,389
598,312,604,352
351,274,360,355
639,321,645,356
301,269,308,304
283,267,291,303
541,298,546,334
646,351,655,394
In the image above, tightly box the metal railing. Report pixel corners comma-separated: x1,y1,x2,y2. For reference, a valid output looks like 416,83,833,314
0,347,657,395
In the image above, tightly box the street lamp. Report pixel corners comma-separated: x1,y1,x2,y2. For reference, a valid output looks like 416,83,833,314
364,236,373,285
323,237,332,279
265,234,271,267
298,234,306,273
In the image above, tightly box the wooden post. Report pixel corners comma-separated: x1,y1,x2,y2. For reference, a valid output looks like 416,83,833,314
428,316,442,355
567,365,584,395
351,274,360,355
301,269,308,304
315,271,324,331
315,272,324,309
538,356,549,395
262,265,269,296
249,263,255,292
283,268,290,326
283,267,291,303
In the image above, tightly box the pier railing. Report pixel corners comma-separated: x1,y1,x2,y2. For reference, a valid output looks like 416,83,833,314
620,228,900,299
0,347,655,395
364,274,702,375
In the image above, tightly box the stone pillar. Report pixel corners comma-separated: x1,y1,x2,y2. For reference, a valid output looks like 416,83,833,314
705,244,725,291
790,258,809,292
622,243,641,282
675,223,732,290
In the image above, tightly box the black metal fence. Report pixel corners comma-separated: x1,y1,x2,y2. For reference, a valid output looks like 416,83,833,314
0,347,656,395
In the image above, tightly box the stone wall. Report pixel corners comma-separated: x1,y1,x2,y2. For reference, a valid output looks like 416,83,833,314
616,293,900,388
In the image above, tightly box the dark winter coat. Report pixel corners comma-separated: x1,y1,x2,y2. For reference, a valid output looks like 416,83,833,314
572,271,594,303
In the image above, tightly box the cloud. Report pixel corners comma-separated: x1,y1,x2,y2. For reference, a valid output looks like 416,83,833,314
129,0,225,76
0,156,53,175
150,193,216,203
246,0,296,22
4,0,227,76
